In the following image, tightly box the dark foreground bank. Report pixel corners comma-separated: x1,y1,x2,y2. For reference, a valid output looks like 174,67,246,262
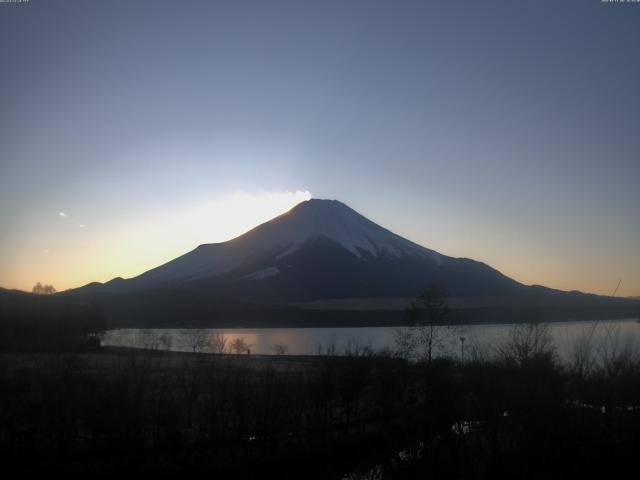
1,288,639,477
1,344,639,478
77,289,640,328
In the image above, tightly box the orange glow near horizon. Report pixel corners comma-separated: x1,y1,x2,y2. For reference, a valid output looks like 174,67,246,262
1,189,639,297
0,190,312,292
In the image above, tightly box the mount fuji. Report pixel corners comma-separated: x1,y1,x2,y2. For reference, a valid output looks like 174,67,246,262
70,199,638,326
76,199,525,300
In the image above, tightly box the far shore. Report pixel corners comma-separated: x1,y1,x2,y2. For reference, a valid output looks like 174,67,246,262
104,305,639,329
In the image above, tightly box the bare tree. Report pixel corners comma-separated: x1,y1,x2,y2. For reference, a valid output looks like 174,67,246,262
231,337,251,355
394,285,455,363
209,331,228,354
272,343,288,355
182,329,208,353
135,330,162,350
343,337,374,357
393,327,417,360
569,322,599,380
496,322,555,365
158,332,173,351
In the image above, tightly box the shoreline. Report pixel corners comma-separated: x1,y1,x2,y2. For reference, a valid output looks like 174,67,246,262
105,309,639,329
105,316,639,330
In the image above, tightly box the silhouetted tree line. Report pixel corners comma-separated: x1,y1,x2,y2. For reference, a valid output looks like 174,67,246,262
32,282,56,295
0,291,106,351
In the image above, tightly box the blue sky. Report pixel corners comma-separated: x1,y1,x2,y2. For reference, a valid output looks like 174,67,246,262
1,0,639,295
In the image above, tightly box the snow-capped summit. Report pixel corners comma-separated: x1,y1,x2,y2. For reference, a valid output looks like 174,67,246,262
238,199,443,262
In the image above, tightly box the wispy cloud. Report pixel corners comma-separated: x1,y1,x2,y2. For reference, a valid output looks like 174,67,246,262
57,211,86,228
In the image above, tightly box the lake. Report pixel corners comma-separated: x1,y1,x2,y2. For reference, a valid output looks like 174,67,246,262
102,318,640,362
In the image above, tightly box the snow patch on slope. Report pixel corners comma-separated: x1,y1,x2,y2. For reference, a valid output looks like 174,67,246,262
239,266,280,281
264,199,444,263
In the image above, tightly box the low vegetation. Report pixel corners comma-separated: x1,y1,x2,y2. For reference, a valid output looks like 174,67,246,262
0,289,638,477
1,331,638,476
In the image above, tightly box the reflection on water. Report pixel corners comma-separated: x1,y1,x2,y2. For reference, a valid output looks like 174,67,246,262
102,319,640,363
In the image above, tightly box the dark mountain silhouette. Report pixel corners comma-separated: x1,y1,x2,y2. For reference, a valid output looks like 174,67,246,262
74,199,527,299
67,199,639,326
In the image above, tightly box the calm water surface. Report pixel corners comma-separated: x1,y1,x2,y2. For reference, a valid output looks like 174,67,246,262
102,319,640,362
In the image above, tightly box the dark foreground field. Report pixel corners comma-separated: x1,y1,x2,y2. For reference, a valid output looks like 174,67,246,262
1,290,639,477
1,345,639,478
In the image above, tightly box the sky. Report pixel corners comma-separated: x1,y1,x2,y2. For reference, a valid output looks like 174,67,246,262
0,0,638,296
